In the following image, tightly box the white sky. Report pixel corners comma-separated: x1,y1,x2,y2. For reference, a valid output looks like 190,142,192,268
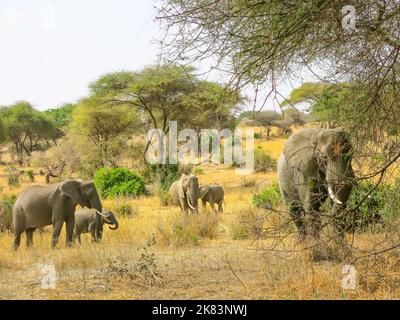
0,0,313,111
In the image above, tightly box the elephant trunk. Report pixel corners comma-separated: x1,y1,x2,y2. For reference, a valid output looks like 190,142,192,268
326,156,354,205
109,219,119,230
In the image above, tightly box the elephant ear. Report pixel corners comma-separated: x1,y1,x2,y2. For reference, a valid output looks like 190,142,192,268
199,185,210,199
59,180,85,207
283,128,319,169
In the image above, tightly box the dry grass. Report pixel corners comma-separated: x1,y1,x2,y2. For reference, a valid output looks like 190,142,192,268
1,137,400,300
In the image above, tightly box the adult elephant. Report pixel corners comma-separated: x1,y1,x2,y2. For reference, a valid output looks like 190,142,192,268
169,174,199,214
199,184,225,213
277,128,355,241
12,179,102,250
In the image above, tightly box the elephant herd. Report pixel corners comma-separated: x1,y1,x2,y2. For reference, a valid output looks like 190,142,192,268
11,174,225,251
11,128,355,251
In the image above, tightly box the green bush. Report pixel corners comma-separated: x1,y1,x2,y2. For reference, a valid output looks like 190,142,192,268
252,182,282,208
141,164,192,191
254,148,276,173
344,179,400,231
94,167,146,198
26,170,35,182
0,195,16,233
192,167,204,175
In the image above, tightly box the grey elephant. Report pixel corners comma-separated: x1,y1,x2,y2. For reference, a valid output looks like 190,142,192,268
277,128,354,241
12,179,102,250
73,208,119,243
199,184,225,213
169,174,199,213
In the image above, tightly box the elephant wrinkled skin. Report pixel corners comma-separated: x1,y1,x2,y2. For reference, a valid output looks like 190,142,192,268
277,128,355,241
170,174,199,214
73,208,119,243
12,179,103,250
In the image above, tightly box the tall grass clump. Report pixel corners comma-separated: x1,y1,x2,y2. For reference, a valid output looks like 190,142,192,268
157,212,220,246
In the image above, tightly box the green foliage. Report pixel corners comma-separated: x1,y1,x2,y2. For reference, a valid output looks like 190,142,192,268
0,195,16,232
141,164,192,191
44,103,75,128
25,169,35,182
89,65,241,134
252,182,282,208
71,96,139,167
192,167,204,175
0,102,57,163
254,148,276,173
344,179,400,232
94,167,146,198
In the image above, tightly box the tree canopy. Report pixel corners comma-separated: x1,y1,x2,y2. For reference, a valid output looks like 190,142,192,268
0,101,57,164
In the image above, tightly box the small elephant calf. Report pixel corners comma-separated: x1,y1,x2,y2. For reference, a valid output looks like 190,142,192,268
73,208,119,243
199,184,225,213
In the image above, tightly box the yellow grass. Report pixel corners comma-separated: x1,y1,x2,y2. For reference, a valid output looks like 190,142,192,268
1,137,400,299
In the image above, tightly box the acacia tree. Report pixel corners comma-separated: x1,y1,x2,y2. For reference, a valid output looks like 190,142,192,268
89,65,241,157
0,102,57,165
156,1,400,146
71,97,139,168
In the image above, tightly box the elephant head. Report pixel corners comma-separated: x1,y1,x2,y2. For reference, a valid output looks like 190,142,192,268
283,128,355,205
179,174,199,213
199,184,210,200
57,179,103,212
97,209,119,230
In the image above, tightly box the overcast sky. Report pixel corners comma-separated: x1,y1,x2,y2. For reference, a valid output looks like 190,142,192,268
0,0,312,111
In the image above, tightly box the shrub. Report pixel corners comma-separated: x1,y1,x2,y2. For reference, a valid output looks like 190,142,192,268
254,148,276,173
6,167,20,186
157,212,220,246
192,167,204,175
252,182,282,208
115,202,135,217
343,179,400,232
94,167,146,198
156,187,172,207
141,164,192,191
230,208,265,240
0,195,16,233
26,170,35,182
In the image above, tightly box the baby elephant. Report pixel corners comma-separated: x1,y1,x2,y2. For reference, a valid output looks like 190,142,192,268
199,184,225,213
73,208,119,243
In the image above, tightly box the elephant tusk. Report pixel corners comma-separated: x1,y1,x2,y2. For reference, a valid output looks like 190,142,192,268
328,186,343,205
95,209,110,222
187,198,196,210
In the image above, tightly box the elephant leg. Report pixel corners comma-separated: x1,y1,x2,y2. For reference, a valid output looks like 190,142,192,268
26,228,35,247
288,203,306,241
65,219,74,247
209,198,216,213
12,230,23,251
51,220,64,249
201,199,207,211
218,202,223,213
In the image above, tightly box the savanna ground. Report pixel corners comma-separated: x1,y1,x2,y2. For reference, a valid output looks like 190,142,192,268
1,132,400,300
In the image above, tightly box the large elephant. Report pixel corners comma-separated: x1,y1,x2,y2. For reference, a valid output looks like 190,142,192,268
277,128,354,241
169,174,199,214
199,184,225,213
73,208,119,243
12,179,102,250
